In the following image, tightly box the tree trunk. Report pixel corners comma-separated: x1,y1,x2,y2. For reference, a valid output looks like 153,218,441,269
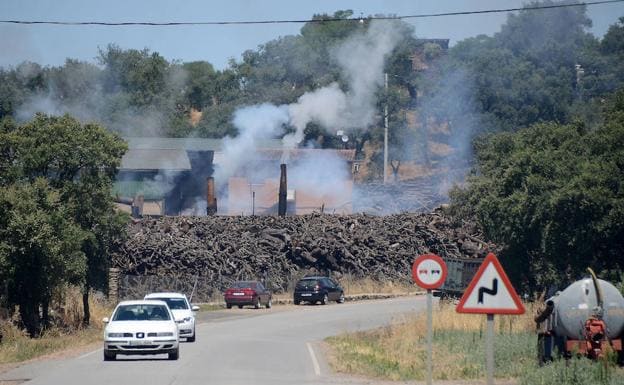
82,288,90,326
19,300,40,338
390,160,401,182
41,299,49,331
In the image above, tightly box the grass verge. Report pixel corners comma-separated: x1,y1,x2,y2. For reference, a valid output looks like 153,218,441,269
326,300,624,384
0,287,111,365
197,303,224,312
0,323,102,364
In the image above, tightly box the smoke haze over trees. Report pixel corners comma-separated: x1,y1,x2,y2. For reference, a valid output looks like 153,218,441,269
1,1,624,298
0,5,623,175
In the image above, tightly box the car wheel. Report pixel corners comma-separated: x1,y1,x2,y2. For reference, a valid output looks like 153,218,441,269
321,293,329,305
266,298,272,309
226,303,232,309
168,347,179,360
238,305,243,309
103,350,116,361
294,299,300,305
337,292,345,303
254,297,261,309
187,328,196,342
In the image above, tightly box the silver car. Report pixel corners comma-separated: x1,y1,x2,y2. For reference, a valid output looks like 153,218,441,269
144,292,199,342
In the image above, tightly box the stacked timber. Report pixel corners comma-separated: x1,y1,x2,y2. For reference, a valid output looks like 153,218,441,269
111,210,496,293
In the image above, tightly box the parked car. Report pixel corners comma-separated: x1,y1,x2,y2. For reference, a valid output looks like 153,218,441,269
144,292,199,342
103,300,179,361
293,276,345,305
224,281,272,309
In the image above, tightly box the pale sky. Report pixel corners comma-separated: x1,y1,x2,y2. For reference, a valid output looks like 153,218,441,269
1,0,623,69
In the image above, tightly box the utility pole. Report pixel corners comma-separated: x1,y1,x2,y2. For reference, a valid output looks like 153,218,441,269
575,64,584,101
383,72,389,184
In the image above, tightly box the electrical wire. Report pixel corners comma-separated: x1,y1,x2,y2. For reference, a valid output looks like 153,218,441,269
1,0,622,27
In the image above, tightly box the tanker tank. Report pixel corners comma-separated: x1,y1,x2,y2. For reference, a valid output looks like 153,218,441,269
537,273,624,364
548,278,624,340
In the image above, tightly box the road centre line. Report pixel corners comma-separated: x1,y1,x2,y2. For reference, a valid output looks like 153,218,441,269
306,342,321,376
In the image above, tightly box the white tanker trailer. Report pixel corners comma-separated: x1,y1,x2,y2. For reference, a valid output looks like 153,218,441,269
536,268,624,364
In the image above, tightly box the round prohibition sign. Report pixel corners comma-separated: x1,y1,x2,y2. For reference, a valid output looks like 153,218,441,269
412,254,448,289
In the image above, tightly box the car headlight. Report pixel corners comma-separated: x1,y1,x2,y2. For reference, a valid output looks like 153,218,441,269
176,317,193,323
156,332,174,337
107,332,124,338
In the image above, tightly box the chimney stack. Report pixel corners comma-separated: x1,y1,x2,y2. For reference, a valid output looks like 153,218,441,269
206,177,217,215
278,163,287,217
131,194,144,218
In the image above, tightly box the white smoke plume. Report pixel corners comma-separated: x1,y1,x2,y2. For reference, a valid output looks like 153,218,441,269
332,20,404,129
284,83,347,150
282,20,404,152
218,20,405,185
214,103,289,184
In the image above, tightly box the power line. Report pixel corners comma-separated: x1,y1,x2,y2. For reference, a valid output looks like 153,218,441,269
1,0,622,27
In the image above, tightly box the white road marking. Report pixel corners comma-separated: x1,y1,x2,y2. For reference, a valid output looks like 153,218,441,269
77,348,102,360
306,342,321,376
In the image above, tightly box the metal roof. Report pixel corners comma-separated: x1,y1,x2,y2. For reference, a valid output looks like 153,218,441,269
124,137,284,151
251,149,356,162
120,149,191,171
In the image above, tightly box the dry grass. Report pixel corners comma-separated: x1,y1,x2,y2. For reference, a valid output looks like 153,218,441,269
327,299,624,383
0,286,112,364
327,299,538,381
341,277,416,296
428,299,538,333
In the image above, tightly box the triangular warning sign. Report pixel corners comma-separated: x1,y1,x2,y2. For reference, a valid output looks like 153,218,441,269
456,253,525,315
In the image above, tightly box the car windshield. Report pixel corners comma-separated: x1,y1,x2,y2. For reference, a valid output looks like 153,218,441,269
296,279,319,289
113,304,171,321
152,297,188,310
232,282,257,289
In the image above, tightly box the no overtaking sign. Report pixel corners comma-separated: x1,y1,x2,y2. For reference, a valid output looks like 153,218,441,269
412,254,447,289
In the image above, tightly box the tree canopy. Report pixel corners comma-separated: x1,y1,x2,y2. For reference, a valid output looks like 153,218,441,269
0,114,127,334
448,90,624,292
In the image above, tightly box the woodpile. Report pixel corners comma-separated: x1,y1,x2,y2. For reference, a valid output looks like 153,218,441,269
111,210,497,294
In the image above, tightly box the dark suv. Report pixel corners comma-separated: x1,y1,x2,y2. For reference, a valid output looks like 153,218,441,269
293,276,345,305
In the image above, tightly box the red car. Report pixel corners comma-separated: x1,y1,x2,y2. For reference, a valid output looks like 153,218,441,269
224,281,272,309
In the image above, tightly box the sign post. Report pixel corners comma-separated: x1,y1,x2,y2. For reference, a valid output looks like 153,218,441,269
456,253,525,385
412,254,448,385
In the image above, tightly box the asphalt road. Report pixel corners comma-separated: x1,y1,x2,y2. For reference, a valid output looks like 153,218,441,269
1,296,426,385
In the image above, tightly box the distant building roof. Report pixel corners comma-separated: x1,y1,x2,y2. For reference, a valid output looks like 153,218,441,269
212,148,355,166
124,137,355,167
124,137,284,151
257,149,356,162
120,149,191,171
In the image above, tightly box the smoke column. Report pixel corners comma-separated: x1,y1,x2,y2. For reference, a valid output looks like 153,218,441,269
217,20,404,185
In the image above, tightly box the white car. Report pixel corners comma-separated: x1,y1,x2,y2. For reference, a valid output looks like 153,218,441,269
144,292,199,342
103,300,179,361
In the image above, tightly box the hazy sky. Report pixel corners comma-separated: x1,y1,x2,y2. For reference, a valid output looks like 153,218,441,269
1,0,623,69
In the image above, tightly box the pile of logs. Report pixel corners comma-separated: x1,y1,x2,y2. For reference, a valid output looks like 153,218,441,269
112,209,497,295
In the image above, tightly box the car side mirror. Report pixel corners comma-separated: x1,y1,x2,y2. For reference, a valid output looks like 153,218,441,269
102,317,109,324
191,305,200,312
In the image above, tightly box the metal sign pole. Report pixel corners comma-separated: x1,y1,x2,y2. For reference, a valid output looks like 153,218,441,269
412,254,448,385
426,289,433,385
486,313,494,385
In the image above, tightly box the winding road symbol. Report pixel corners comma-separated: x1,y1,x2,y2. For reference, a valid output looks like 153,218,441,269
477,278,498,304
